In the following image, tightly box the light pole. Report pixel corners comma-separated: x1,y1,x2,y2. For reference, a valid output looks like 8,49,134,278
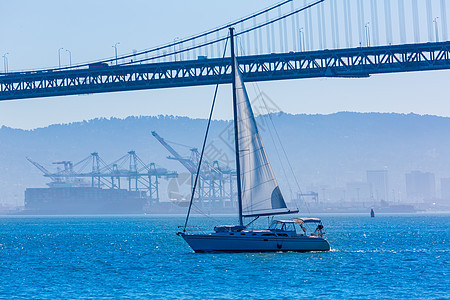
299,28,305,52
2,53,9,73
66,49,72,67
365,22,371,47
433,17,440,42
58,47,64,68
112,42,120,65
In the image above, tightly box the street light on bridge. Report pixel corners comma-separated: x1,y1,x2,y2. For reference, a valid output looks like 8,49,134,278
58,47,64,68
299,28,305,52
433,17,440,42
2,53,9,73
112,42,120,65
66,49,72,67
365,22,371,47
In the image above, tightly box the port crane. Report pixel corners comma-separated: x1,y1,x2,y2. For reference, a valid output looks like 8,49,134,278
152,131,235,207
26,157,61,183
26,151,178,203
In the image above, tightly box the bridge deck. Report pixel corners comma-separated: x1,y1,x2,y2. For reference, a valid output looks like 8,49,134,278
1,41,450,101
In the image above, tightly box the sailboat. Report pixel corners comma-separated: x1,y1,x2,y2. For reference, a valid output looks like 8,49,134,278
178,28,330,252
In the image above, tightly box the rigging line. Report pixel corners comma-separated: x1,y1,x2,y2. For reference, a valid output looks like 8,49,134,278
191,202,222,224
253,83,310,215
183,35,230,232
250,84,294,200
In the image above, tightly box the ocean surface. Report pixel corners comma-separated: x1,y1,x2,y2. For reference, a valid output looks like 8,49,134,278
0,214,448,299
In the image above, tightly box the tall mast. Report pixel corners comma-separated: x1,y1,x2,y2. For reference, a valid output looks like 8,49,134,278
230,27,243,226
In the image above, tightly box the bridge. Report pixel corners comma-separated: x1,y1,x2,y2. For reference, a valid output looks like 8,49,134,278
1,0,450,101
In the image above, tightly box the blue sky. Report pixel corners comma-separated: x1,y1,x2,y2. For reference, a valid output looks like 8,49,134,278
1,0,450,129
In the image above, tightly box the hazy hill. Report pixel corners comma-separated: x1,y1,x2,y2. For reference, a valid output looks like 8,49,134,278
1,112,450,205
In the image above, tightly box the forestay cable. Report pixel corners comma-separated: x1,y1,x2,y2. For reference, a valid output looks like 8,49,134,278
183,35,229,232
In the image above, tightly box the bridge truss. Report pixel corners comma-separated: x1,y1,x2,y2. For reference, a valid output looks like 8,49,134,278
1,41,450,100
1,0,450,100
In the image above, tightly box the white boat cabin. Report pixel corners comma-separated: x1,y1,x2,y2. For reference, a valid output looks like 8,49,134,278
213,218,325,238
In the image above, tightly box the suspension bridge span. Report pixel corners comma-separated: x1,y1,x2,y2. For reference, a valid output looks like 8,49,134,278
1,0,450,101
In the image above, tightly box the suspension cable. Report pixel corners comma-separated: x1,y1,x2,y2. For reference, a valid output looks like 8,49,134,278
19,0,322,72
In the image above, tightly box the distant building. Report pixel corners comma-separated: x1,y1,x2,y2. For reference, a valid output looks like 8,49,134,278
405,171,436,202
367,170,389,202
440,178,450,200
346,182,371,204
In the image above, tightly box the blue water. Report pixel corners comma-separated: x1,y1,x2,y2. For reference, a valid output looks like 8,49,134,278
0,214,448,299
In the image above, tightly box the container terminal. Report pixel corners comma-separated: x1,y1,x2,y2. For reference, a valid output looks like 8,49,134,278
24,133,238,215
24,151,178,215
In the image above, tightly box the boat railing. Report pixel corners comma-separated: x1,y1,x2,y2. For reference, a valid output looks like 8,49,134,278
177,226,209,235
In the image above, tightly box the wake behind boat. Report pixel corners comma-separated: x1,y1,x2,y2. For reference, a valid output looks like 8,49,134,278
178,28,330,253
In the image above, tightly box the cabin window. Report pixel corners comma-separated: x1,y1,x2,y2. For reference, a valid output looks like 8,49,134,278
229,233,234,235
285,224,296,231
261,233,276,236
241,233,245,235
277,233,288,237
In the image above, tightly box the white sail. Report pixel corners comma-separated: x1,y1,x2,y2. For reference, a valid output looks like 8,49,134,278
234,60,296,217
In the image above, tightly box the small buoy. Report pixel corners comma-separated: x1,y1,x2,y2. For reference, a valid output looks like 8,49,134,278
370,208,375,218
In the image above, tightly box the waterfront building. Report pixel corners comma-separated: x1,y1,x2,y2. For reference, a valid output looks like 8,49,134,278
367,170,389,202
405,171,436,202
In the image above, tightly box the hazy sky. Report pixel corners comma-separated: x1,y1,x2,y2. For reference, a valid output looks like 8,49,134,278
1,0,450,129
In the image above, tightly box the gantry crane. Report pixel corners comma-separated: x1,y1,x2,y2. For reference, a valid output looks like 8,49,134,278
26,151,178,203
152,131,235,206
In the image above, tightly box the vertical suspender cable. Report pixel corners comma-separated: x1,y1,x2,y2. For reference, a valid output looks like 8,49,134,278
296,9,301,51
284,10,289,51
317,4,323,50
384,0,393,44
333,0,340,48
426,0,433,42
321,2,327,48
292,0,298,51
360,0,366,46
398,0,407,43
304,0,310,50
412,0,420,43
370,0,379,46
308,2,313,49
357,0,363,46
240,22,247,55
254,17,258,54
271,18,276,52
441,0,448,41
279,6,284,52
259,24,263,53
344,0,350,47
346,0,353,47
267,12,272,53
330,0,336,48
217,31,221,58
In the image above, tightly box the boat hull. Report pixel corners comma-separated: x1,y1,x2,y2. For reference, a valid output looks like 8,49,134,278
181,233,330,253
